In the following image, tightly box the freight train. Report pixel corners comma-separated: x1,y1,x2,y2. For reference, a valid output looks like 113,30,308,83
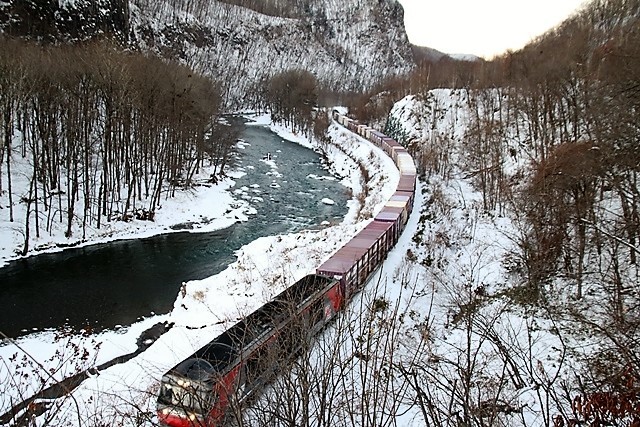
156,111,417,427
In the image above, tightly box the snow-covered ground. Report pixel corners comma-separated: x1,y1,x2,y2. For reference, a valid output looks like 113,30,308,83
0,113,401,424
2,93,598,426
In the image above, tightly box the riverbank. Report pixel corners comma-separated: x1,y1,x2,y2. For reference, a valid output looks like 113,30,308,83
0,114,352,339
0,112,355,268
0,121,252,269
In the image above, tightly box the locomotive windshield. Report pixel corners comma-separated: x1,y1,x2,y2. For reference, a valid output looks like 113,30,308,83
177,358,217,381
158,358,216,408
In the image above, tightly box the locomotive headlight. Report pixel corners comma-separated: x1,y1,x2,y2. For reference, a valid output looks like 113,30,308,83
177,379,184,386
188,414,197,421
162,408,170,415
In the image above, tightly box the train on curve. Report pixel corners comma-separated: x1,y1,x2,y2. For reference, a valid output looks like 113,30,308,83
156,111,417,427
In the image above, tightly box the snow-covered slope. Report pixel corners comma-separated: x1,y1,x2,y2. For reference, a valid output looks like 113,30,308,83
131,0,414,105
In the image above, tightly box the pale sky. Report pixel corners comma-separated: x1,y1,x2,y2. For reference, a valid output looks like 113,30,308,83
397,0,589,58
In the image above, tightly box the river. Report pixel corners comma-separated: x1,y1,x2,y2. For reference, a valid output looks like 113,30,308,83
0,119,349,339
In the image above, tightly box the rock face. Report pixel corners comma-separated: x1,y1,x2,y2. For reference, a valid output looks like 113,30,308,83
133,0,415,105
0,0,130,43
0,0,415,106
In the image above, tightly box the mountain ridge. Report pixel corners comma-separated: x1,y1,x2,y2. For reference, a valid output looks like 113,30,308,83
0,0,416,106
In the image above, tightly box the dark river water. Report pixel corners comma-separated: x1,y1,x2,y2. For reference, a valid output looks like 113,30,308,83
0,119,349,339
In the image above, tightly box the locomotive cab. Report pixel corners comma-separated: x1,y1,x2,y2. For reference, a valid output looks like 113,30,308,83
157,343,235,427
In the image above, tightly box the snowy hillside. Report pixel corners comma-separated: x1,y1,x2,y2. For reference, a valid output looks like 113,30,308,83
384,81,640,425
0,0,415,106
132,0,414,105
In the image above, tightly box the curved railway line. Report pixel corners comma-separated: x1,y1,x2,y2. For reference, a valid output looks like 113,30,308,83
157,111,418,427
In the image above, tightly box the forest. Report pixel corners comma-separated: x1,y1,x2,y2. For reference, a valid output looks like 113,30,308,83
346,0,640,424
392,0,640,297
0,24,337,259
0,39,233,254
347,0,639,302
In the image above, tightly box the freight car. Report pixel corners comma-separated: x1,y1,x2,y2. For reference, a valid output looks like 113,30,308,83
157,112,417,426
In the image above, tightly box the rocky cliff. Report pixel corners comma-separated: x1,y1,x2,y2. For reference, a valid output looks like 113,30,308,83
1,0,415,106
